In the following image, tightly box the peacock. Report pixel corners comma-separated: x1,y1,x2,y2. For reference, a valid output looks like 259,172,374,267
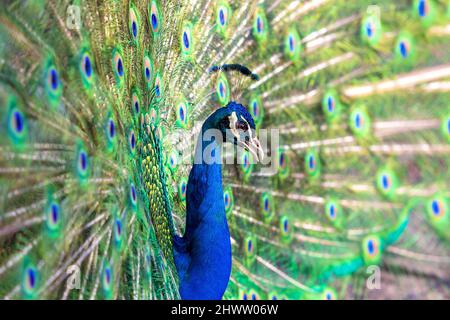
0,0,449,300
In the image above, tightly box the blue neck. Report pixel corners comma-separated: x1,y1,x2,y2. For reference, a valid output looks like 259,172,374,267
187,124,227,231
177,121,232,300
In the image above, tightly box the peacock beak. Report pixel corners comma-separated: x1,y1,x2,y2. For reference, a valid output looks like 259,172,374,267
239,135,264,162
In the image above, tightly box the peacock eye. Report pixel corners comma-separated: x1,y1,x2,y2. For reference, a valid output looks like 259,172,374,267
236,121,248,131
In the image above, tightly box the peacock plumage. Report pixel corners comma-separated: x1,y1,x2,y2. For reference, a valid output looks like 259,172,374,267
0,0,449,300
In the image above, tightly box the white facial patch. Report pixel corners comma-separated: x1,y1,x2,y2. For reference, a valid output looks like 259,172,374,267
228,111,240,139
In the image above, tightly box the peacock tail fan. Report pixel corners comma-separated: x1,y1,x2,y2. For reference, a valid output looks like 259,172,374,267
0,0,449,300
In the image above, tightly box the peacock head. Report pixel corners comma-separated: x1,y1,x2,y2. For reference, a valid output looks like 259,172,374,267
204,101,264,162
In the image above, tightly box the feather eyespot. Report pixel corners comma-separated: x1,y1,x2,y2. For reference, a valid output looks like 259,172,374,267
365,21,374,38
114,218,123,247
256,16,263,34
354,113,363,128
252,101,259,117
22,264,38,298
79,152,87,171
288,35,295,52
247,239,253,252
129,130,136,152
223,187,234,215
284,28,301,62
322,90,341,122
418,0,429,17
79,49,95,89
376,168,397,199
182,30,190,49
104,268,111,284
108,119,115,139
104,112,116,153
249,95,264,126
381,174,390,190
244,236,256,264
282,218,289,233
395,33,415,62
305,149,320,178
46,201,61,234
431,200,442,216
83,55,92,77
361,13,382,46
216,2,231,35
362,235,382,265
399,41,409,58
280,216,292,243
8,104,27,145
129,6,139,42
260,193,275,222
26,268,36,289
252,8,268,45
179,106,185,121
76,149,88,180
308,155,316,170
240,151,253,180
117,59,123,76
154,72,163,100
102,263,113,298
180,22,194,57
13,111,24,133
176,97,189,128
75,143,89,183
350,108,371,138
243,153,249,168
327,96,335,112
277,149,289,179
168,151,179,173
325,200,343,227
219,9,225,25
50,204,59,224
178,178,188,202
367,239,376,255
329,204,336,219
149,1,161,34
130,183,137,205
323,289,337,300
44,61,62,107
426,194,448,230
143,55,154,88
131,89,141,118
112,48,125,87
47,67,59,91
216,74,230,105
279,151,285,168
